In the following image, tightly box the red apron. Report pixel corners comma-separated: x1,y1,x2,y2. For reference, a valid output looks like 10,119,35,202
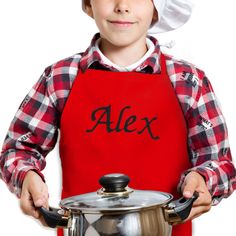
58,54,192,236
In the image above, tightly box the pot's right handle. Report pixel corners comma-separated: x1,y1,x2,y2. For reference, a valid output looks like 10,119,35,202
39,207,69,228
164,191,199,223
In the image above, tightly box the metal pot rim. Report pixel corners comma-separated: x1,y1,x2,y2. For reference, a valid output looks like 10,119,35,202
59,189,173,213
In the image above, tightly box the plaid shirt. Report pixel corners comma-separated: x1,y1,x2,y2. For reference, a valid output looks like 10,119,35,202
1,33,235,204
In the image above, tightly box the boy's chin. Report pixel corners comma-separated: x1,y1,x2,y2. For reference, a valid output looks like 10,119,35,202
101,33,146,48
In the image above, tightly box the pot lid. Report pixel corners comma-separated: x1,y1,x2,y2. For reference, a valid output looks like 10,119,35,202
60,174,173,212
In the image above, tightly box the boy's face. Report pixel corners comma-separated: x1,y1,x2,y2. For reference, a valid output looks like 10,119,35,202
85,0,157,48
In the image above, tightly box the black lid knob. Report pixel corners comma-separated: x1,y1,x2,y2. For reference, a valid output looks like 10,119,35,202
99,174,130,192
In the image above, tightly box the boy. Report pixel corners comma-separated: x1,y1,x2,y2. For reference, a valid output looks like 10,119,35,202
0,0,235,236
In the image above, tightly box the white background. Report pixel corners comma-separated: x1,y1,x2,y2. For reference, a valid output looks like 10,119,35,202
0,0,235,235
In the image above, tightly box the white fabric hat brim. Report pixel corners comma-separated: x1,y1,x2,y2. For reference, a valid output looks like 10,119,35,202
149,0,194,33
81,0,193,34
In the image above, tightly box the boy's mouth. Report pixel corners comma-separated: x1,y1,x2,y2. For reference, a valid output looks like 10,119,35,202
108,20,136,28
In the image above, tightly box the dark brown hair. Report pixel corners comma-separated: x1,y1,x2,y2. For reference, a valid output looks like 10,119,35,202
84,0,91,7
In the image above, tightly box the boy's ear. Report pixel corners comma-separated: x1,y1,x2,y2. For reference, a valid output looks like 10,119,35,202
151,8,158,26
84,4,94,18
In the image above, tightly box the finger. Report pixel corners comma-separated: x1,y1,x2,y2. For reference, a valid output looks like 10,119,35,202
182,175,198,198
29,184,49,208
184,205,211,221
192,190,212,207
20,192,41,219
38,214,49,227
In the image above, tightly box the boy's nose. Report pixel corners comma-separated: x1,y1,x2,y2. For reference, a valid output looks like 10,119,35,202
114,0,130,14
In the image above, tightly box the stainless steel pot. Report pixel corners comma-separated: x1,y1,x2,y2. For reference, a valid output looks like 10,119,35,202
40,174,198,236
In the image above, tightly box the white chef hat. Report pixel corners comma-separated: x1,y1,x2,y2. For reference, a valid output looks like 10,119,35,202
82,0,193,34
150,0,193,33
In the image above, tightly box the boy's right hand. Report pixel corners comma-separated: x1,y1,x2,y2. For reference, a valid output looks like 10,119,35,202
20,170,49,226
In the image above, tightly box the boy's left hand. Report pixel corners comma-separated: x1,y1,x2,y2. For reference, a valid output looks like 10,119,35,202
181,171,212,222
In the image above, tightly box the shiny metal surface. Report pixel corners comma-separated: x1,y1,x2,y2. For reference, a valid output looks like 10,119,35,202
67,208,172,236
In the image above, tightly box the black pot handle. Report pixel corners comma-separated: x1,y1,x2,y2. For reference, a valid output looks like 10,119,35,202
39,207,69,228
164,191,199,223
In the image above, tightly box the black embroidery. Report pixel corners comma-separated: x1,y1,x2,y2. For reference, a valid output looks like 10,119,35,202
86,105,159,140
19,95,30,109
181,71,199,88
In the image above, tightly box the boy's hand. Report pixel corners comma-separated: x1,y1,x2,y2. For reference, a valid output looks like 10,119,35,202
181,171,212,222
20,170,49,226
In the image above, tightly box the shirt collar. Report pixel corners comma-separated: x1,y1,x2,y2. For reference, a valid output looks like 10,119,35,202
79,32,162,74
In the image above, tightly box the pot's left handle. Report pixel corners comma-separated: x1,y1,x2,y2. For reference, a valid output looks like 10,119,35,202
164,191,199,224
39,207,69,228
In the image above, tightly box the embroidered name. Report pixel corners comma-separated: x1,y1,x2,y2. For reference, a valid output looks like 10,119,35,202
86,105,159,140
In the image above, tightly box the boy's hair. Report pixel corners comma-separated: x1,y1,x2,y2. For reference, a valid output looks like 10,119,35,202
84,0,91,8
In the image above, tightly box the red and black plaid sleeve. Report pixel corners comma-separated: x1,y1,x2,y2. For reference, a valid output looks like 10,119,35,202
168,58,236,205
0,54,81,197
